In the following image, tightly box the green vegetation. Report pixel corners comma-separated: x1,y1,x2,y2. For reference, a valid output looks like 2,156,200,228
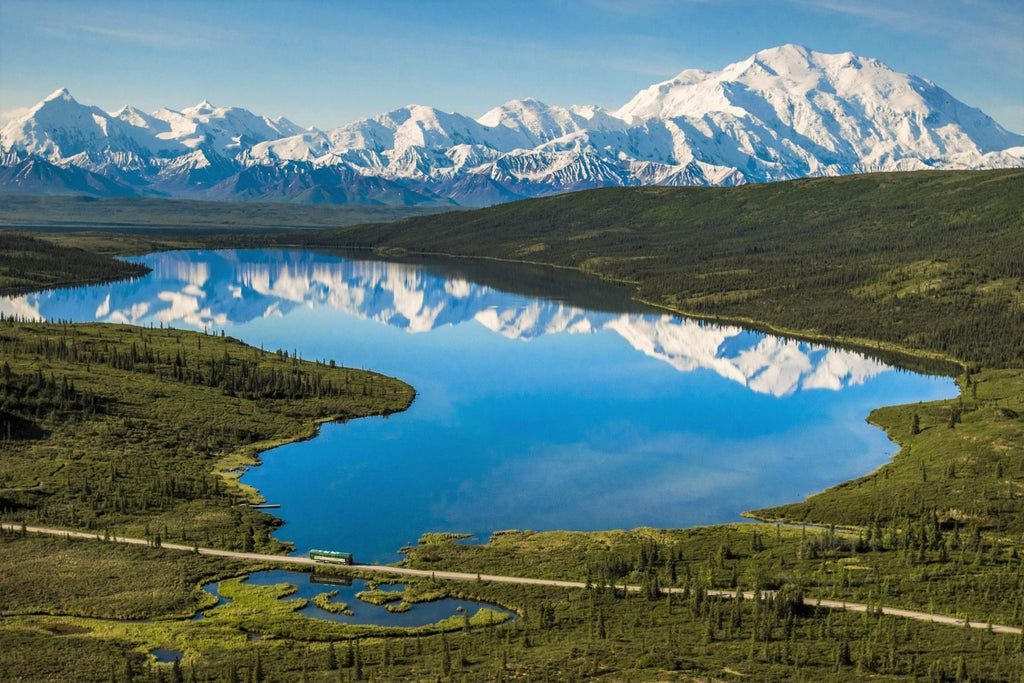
0,231,150,296
311,591,352,615
0,532,524,681
350,579,455,608
402,583,453,604
407,520,1024,632
293,168,1022,368
3,169,1024,679
0,195,451,231
355,588,404,606
0,319,413,550
417,531,474,545
1,531,1019,681
0,532,241,620
750,368,1024,532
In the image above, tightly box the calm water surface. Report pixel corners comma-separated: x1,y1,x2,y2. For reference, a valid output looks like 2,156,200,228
2,249,957,562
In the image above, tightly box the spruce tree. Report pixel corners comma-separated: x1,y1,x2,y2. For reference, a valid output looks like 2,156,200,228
327,642,338,670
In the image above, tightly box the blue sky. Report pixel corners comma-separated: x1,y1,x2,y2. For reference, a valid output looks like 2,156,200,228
1,0,1021,132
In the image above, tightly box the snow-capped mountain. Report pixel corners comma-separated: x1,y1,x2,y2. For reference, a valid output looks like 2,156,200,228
615,44,1023,178
2,46,1021,206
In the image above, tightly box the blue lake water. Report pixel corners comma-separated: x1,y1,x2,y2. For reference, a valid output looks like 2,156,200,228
197,570,514,627
150,648,183,663
2,249,958,562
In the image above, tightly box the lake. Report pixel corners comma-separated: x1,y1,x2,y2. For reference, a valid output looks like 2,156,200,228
1,249,957,562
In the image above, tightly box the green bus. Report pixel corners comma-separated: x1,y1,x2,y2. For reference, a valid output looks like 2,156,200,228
309,549,355,565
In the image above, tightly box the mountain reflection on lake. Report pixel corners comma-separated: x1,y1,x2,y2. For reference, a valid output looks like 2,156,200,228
3,249,957,561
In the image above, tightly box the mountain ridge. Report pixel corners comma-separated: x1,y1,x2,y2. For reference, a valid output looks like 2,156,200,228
2,45,1021,206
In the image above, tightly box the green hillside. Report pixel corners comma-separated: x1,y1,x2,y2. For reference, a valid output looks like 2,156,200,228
288,169,1023,369
0,320,414,548
0,232,151,296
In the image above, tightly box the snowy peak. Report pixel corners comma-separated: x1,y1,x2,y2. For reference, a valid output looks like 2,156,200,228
144,101,306,156
43,87,74,103
620,44,869,120
111,104,170,134
269,116,305,137
245,130,333,163
28,88,90,118
1,46,1021,205
0,88,149,161
616,44,1024,173
185,99,217,116
376,104,498,152
477,98,616,148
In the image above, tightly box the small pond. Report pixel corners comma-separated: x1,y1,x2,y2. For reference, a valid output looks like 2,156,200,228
150,648,182,663
197,570,516,627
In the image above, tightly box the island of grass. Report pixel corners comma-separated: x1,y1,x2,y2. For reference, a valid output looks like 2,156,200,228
354,588,403,606
351,580,454,610
417,532,474,545
311,590,353,615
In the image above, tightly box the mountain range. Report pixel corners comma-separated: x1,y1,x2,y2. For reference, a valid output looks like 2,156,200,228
2,44,1021,206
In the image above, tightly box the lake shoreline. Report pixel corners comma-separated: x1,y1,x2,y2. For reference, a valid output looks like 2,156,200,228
2,238,963,544
259,242,966,534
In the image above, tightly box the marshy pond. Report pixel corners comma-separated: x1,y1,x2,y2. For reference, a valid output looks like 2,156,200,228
196,570,515,627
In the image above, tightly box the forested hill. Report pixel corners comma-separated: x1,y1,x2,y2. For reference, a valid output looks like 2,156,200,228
0,232,150,296
284,169,1024,369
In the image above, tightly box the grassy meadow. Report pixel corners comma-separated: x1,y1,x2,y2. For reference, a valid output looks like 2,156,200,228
2,530,1021,681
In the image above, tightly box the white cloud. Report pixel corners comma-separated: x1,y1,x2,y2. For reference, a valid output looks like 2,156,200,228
1,106,31,124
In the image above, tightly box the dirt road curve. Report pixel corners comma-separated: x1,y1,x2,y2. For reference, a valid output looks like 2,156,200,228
5,523,1020,635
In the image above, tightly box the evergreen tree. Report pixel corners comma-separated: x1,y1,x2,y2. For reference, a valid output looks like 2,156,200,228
327,642,338,670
